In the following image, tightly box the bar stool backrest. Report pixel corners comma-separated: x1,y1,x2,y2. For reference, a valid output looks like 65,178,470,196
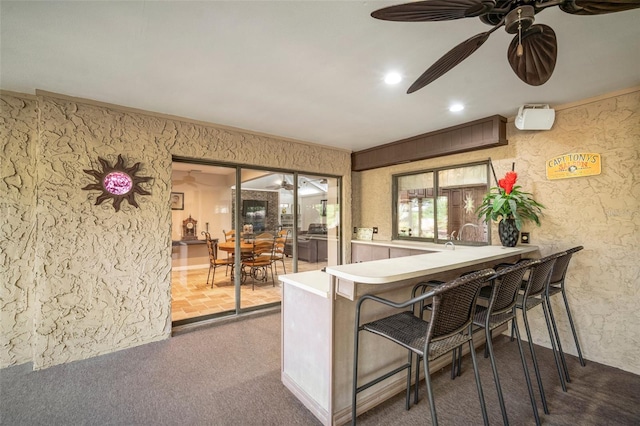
549,246,584,285
489,259,540,315
428,269,494,342
523,252,566,298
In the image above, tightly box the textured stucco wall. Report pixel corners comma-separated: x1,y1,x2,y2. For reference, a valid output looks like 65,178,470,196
353,89,640,374
1,91,351,370
1,94,38,366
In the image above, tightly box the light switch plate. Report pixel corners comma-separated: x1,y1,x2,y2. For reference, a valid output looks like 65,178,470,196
521,232,530,244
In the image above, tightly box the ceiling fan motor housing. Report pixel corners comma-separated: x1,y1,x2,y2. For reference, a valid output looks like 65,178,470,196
505,5,535,34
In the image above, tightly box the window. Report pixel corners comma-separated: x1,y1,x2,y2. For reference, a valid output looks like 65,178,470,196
393,162,490,245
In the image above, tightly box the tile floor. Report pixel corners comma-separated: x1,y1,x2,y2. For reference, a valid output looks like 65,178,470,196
171,257,326,322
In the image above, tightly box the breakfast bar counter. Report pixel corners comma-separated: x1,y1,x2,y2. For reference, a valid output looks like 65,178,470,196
279,244,538,426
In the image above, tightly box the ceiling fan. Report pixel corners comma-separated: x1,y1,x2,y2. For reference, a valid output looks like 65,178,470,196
371,0,640,93
172,170,215,188
266,175,296,191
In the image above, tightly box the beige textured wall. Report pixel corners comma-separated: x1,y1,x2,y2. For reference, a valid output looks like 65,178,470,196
353,88,640,374
1,91,351,370
1,93,38,366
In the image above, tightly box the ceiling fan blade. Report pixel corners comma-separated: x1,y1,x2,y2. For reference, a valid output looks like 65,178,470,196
507,24,557,86
407,31,492,93
371,0,496,22
560,0,640,15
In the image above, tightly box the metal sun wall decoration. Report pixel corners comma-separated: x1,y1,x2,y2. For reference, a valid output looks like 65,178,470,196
82,154,152,212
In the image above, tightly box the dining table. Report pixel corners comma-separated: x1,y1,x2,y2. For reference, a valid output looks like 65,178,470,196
218,241,254,256
217,241,255,282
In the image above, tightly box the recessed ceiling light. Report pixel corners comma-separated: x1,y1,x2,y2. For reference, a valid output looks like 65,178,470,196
449,103,464,112
384,72,402,85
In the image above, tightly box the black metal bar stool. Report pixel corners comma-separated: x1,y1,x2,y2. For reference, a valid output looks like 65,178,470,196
474,259,542,426
421,260,544,425
351,269,495,426
514,251,567,415
545,246,586,383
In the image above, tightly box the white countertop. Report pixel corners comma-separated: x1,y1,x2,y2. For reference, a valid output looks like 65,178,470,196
350,239,500,252
327,245,538,284
279,270,331,298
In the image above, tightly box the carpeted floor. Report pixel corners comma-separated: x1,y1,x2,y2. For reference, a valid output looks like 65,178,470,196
2,312,639,425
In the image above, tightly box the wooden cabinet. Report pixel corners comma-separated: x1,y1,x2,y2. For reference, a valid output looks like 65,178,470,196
389,247,411,258
352,242,435,262
389,247,436,258
351,243,389,263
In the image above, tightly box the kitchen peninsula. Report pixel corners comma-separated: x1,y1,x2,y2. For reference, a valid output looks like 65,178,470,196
279,243,538,426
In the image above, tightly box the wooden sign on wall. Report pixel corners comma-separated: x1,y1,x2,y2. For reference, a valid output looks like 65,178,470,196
546,153,601,180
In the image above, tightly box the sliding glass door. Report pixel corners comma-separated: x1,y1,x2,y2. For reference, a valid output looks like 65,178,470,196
170,163,237,323
170,159,340,325
297,174,340,270
237,168,292,310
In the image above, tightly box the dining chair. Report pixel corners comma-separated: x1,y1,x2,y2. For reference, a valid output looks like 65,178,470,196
202,232,233,288
270,233,288,275
242,239,276,290
255,232,275,241
223,229,235,242
352,269,495,426
222,229,236,275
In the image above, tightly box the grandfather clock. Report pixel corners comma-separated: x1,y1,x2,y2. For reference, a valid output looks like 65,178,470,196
182,215,198,240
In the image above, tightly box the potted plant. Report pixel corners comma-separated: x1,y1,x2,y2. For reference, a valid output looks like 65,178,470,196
476,170,545,247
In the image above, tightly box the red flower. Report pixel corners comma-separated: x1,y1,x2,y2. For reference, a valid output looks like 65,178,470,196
498,171,518,194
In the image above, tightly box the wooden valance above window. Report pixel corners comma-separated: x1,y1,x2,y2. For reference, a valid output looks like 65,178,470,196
352,115,507,172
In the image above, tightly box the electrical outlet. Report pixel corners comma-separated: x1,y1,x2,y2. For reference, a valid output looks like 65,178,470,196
521,232,530,244
373,227,378,234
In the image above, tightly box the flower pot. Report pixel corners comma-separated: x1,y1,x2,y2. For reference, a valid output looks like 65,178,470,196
498,218,520,247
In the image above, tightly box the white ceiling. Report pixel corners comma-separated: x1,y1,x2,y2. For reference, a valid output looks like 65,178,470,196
2,1,639,152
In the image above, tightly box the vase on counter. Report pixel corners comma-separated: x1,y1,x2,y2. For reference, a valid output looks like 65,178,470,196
498,218,519,247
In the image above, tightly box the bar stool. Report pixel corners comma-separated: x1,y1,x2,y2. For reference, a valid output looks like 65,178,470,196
473,260,542,426
422,261,543,425
545,246,586,383
351,269,495,426
514,251,567,415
